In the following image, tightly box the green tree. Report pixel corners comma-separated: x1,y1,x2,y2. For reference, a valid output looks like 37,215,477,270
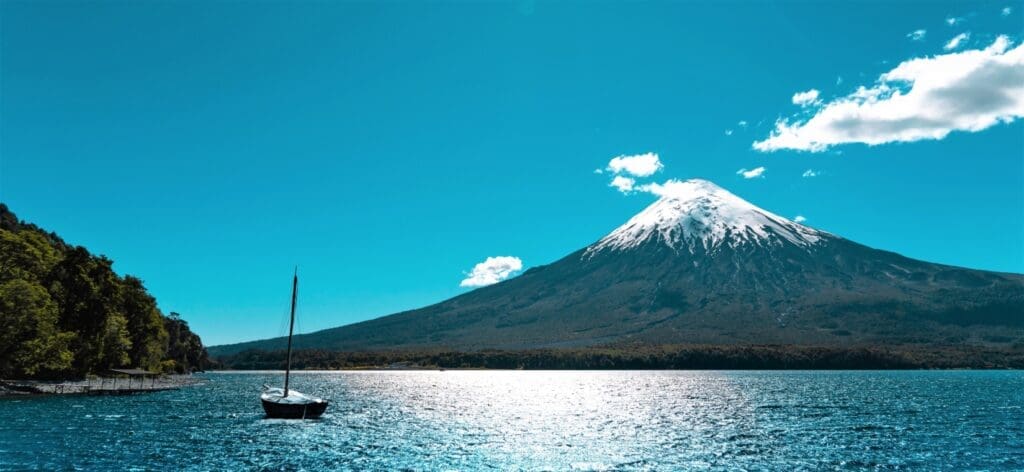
99,312,132,368
164,312,208,373
0,229,59,283
121,276,169,370
0,279,74,377
47,247,130,374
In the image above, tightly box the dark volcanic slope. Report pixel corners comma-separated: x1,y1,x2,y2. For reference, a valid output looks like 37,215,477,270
210,180,1024,356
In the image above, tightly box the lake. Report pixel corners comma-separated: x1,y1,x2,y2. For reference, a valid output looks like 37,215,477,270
1,371,1022,470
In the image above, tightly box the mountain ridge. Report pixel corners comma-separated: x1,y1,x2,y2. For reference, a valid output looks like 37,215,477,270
210,180,1024,357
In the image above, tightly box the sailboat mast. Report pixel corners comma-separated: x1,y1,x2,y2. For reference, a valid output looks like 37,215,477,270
284,267,298,397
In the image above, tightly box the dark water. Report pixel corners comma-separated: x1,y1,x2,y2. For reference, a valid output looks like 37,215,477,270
1,371,1022,470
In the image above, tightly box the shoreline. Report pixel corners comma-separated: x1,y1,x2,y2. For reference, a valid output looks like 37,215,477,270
0,375,205,398
211,344,1024,371
203,365,1021,373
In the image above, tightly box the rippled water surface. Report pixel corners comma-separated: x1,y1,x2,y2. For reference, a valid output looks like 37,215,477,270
2,371,1022,470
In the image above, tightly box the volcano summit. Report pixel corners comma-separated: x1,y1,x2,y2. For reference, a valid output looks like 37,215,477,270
211,179,1024,356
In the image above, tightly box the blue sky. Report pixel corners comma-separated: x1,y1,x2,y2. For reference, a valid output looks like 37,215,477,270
2,1,1022,345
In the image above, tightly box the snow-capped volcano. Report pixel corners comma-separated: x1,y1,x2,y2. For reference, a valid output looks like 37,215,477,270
212,179,1024,357
587,179,824,255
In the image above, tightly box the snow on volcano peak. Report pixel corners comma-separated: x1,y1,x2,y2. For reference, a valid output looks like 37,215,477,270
585,179,824,255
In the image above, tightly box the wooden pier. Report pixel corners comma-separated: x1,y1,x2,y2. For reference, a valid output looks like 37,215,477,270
0,372,201,396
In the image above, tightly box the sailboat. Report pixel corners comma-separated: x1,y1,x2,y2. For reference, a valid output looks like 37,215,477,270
260,269,329,419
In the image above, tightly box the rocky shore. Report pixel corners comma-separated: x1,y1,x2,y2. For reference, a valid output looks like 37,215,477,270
0,375,204,396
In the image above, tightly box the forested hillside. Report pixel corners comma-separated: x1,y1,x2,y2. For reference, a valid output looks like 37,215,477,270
0,204,207,379
217,344,1024,370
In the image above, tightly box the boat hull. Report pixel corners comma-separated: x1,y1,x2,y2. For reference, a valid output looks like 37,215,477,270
261,399,329,419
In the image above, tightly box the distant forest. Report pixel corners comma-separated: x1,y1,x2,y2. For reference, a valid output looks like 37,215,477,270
0,204,208,379
216,344,1024,370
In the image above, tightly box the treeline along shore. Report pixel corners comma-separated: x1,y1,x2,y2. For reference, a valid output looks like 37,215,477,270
0,204,208,380
214,344,1024,370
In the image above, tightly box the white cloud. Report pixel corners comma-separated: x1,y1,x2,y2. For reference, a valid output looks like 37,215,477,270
792,89,821,106
753,36,1023,152
794,215,807,223
946,16,962,26
635,179,692,198
724,129,734,136
837,76,843,85
907,29,927,41
593,168,604,174
736,167,766,179
459,256,523,287
637,178,763,198
738,120,748,127
802,169,819,178
1004,7,1013,16
609,175,636,193
944,32,970,50
606,152,663,177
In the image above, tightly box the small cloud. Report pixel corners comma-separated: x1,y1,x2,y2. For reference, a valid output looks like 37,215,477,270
737,167,766,179
1003,7,1012,16
738,120,749,127
609,175,636,193
946,16,962,26
944,32,970,50
635,179,703,198
606,152,663,177
725,129,734,136
792,89,821,107
907,29,927,41
753,36,1022,152
836,76,843,85
794,215,807,223
802,169,819,178
459,256,523,287
593,168,604,174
